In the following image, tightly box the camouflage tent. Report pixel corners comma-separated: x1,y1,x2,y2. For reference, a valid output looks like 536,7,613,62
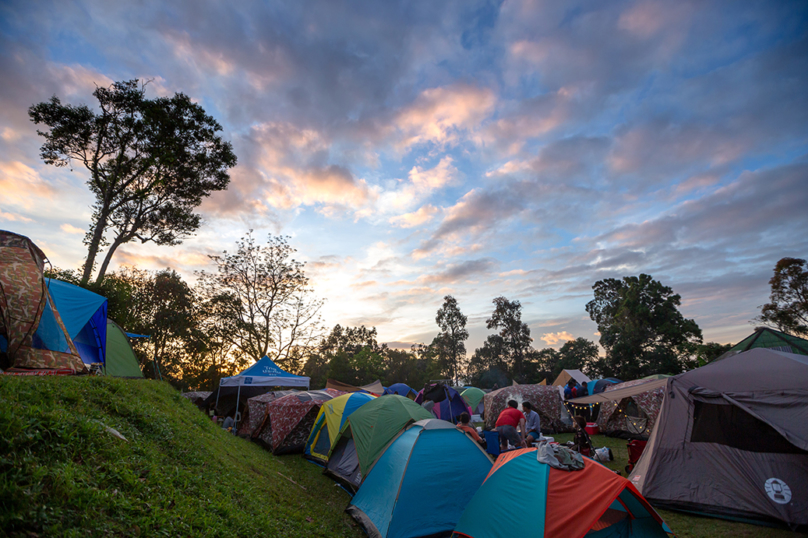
594,378,667,437
483,384,573,433
0,231,85,373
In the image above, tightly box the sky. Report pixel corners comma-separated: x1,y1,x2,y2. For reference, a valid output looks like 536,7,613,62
1,0,807,354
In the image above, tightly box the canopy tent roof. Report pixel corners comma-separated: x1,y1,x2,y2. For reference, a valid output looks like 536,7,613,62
571,377,668,404
552,369,591,387
46,278,108,366
219,356,309,388
326,378,385,395
716,327,808,361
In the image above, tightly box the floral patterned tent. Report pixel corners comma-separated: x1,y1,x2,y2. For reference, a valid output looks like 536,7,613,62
483,384,573,433
237,390,298,438
596,378,665,437
255,389,344,453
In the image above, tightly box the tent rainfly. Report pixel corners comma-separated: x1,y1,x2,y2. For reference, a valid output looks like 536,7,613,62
326,378,385,396
105,320,144,378
552,369,591,387
46,278,108,367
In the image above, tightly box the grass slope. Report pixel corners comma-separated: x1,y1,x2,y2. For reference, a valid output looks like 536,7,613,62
552,433,798,538
0,377,363,538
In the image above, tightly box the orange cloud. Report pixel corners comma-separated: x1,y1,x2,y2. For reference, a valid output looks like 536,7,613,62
540,331,575,346
0,161,56,209
60,223,84,234
390,204,439,228
394,84,496,148
0,210,32,223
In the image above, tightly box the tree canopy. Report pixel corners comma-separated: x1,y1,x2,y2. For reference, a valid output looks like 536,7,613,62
757,257,808,337
29,79,237,284
434,295,468,384
586,274,702,379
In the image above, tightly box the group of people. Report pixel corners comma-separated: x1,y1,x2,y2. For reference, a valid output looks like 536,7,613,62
456,399,592,456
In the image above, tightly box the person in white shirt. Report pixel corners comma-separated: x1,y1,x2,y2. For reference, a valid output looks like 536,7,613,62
522,401,542,444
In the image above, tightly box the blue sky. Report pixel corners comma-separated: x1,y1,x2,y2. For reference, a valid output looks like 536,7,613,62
1,0,807,353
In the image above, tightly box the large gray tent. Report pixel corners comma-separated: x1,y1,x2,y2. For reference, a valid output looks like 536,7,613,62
629,348,808,528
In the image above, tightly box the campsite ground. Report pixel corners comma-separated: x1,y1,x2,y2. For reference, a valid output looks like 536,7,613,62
0,377,800,537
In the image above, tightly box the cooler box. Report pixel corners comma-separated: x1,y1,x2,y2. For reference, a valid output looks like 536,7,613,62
483,430,500,457
585,423,600,435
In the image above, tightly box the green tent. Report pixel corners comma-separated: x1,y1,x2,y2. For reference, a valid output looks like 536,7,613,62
716,327,808,362
461,387,485,414
105,320,144,378
325,395,432,489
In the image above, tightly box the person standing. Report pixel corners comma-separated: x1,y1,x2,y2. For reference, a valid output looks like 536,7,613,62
495,400,527,451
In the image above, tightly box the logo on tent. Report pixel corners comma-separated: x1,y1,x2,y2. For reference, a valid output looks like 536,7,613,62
245,377,253,385
765,478,792,504
261,367,281,375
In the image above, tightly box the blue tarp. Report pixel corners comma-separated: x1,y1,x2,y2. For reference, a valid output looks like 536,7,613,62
46,279,108,365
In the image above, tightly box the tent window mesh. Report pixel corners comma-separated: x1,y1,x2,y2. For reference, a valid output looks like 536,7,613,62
690,401,807,454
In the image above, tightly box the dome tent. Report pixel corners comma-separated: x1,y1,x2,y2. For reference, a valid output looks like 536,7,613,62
325,395,432,490
105,320,144,378
0,230,85,374
46,278,108,367
304,392,376,463
414,382,471,423
461,387,485,415
452,447,672,538
347,419,492,538
382,382,417,398
254,389,342,454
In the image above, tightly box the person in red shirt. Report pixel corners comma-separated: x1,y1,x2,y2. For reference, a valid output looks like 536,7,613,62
495,400,527,451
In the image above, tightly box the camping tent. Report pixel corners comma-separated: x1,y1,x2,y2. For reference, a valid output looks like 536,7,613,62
326,378,385,395
586,377,622,395
629,349,808,527
461,387,486,415
236,390,298,438
181,391,212,408
46,279,108,367
210,355,310,420
105,320,144,378
716,327,808,361
484,385,573,433
552,369,591,387
572,377,667,438
304,392,376,463
0,231,85,373
325,395,433,490
382,382,416,398
253,389,342,453
452,447,672,538
415,383,471,422
347,419,493,538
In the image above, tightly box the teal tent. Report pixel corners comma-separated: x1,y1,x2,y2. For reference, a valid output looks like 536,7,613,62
46,279,108,366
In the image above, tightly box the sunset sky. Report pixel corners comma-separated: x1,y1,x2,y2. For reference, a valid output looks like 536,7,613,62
1,0,807,353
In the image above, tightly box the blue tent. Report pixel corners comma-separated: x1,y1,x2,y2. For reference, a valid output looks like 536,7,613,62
347,419,492,538
46,279,108,366
383,382,417,398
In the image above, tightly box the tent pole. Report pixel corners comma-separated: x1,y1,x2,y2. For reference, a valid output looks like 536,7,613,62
214,380,222,414
234,384,242,430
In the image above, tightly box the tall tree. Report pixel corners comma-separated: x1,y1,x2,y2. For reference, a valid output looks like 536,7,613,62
486,296,533,379
586,274,702,379
434,295,469,384
757,257,808,337
195,232,323,371
29,79,237,284
555,337,599,378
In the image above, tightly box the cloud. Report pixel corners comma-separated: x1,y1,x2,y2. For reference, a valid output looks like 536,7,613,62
60,223,84,234
0,211,32,223
420,258,497,285
540,331,575,346
0,161,57,209
394,84,496,149
390,204,439,228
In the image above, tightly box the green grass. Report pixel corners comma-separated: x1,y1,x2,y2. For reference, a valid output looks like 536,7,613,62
553,433,799,537
0,377,363,538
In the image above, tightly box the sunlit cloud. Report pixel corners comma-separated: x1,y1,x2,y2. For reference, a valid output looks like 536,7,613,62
540,331,575,346
0,211,32,223
390,204,439,228
60,223,84,235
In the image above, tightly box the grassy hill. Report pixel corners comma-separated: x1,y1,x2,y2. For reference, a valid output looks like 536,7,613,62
1,377,799,538
0,377,363,538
